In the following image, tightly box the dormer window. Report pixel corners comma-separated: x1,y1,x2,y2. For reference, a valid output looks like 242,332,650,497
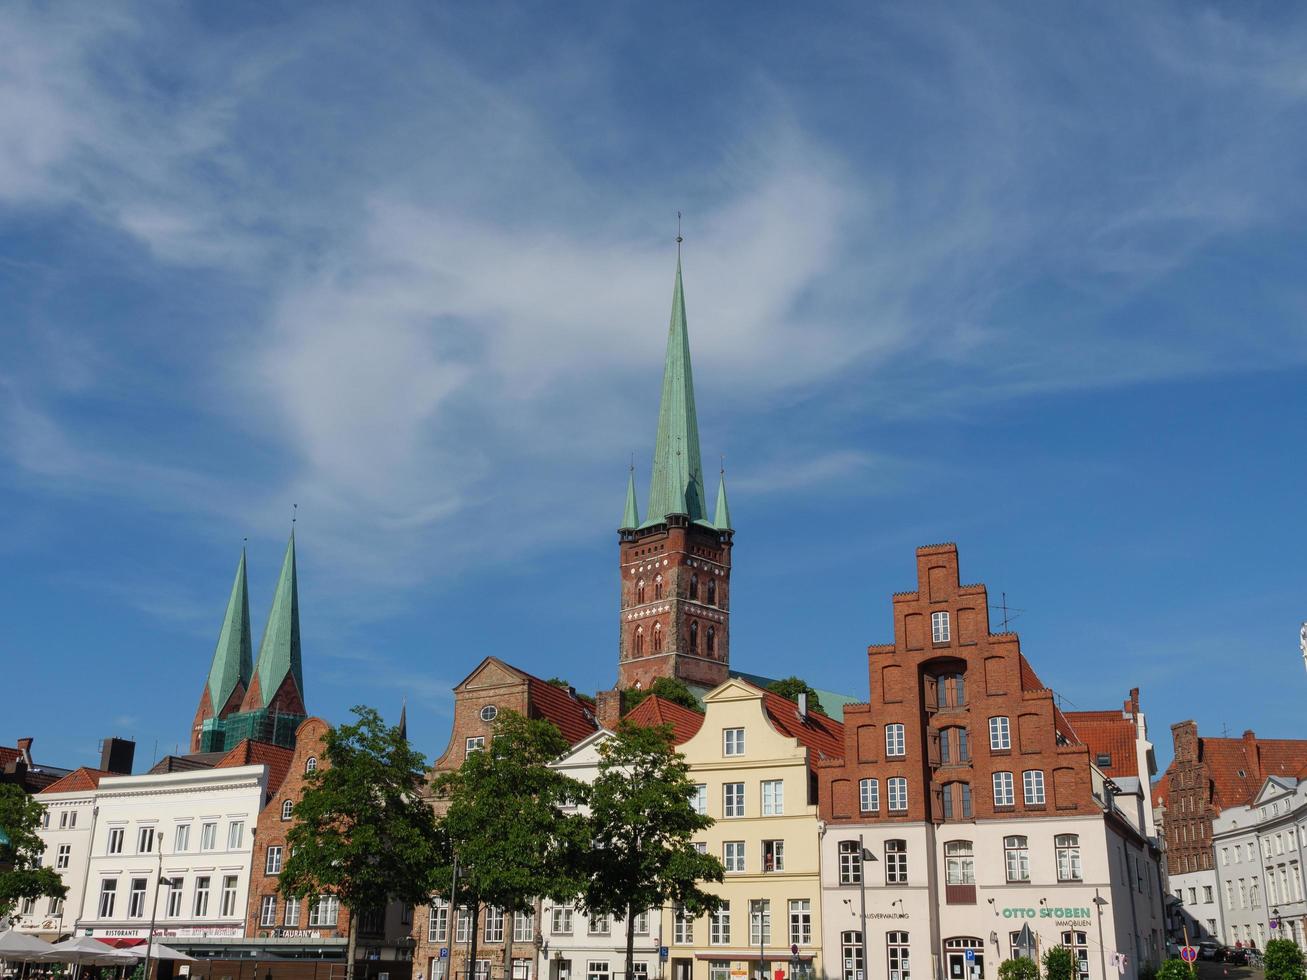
1096,753,1112,768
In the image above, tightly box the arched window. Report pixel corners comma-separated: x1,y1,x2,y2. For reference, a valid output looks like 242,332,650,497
707,579,717,605
636,580,646,604
653,623,663,653
654,575,663,600
707,626,715,655
690,574,699,601
281,800,293,821
635,626,645,657
1004,835,1030,882
944,841,975,884
689,621,698,652
305,757,317,773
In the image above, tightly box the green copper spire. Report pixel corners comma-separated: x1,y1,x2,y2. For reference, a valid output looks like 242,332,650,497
206,550,253,712
644,255,707,526
714,470,732,531
252,530,304,707
621,466,640,530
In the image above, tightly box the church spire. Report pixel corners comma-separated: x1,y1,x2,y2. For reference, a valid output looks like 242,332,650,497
621,465,640,530
645,254,706,525
714,467,733,531
206,549,253,713
242,530,305,713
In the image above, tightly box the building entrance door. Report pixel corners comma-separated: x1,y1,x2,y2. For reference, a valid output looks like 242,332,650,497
944,939,984,980
672,959,693,980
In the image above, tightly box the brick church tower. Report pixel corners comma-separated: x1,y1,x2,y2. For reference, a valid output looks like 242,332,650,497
616,252,734,691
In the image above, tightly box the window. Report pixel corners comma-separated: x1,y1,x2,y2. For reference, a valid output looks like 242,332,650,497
138,826,156,854
724,841,745,872
467,736,486,754
886,723,906,757
938,672,965,707
228,821,244,850
1061,931,1090,980
588,913,610,936
763,839,785,872
107,827,124,854
429,902,449,942
932,611,950,642
887,932,911,980
174,823,190,852
473,962,491,980
48,895,63,916
788,899,811,945
841,931,864,980
481,705,499,722
839,840,863,884
690,621,698,652
124,878,146,918
284,897,300,926
674,906,694,944
749,899,771,945
654,574,663,599
634,910,650,935
220,875,239,916
1023,770,1045,806
709,906,731,945
652,623,663,653
56,844,71,869
940,781,972,820
260,895,277,926
945,841,975,884
281,800,294,820
587,963,610,980
762,779,784,815
485,906,505,942
1056,835,1082,881
166,880,183,917
886,839,908,884
306,757,317,772
708,579,717,605
1005,836,1031,882
691,574,700,601
636,580,646,603
266,845,283,874
59,811,68,829
193,877,210,917
724,728,745,756
514,910,535,942
989,717,1011,750
1203,886,1213,903
456,909,472,943
724,782,745,817
200,822,217,851
692,784,708,815
309,896,339,927
993,771,1015,807
635,627,645,656
552,905,574,934
888,777,908,812
1095,753,1112,768
98,879,117,917
706,625,716,655
861,778,880,812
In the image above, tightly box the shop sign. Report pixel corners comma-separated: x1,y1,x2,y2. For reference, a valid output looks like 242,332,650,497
274,929,325,939
1000,907,1091,922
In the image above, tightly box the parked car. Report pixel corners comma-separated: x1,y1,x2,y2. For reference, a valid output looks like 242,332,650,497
1199,942,1220,960
1225,947,1251,965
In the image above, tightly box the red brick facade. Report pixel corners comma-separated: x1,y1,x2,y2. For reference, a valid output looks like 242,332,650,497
819,543,1099,824
617,516,732,690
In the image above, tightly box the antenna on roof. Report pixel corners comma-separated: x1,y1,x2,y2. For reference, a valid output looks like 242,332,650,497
991,591,1024,631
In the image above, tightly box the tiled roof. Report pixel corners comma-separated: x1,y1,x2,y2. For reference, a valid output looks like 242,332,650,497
525,676,599,745
0,746,21,767
1065,711,1137,778
1157,734,1307,814
1018,654,1045,692
40,767,112,794
216,739,295,795
760,689,845,767
624,696,705,743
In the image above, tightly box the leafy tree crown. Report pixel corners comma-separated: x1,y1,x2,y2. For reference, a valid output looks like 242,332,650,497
0,784,68,918
623,678,703,714
766,677,825,715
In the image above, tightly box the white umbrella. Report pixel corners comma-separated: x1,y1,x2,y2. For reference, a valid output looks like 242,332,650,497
46,936,137,965
0,930,57,961
145,944,195,962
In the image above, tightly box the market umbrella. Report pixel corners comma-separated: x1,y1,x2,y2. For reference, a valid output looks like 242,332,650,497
145,944,195,962
0,930,57,961
46,936,139,965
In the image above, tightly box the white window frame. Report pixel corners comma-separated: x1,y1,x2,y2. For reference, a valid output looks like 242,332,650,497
888,776,908,812
485,906,505,943
266,845,283,875
174,824,190,852
788,899,811,946
107,827,124,854
284,897,300,927
98,879,117,918
993,771,1015,807
1023,769,1045,805
674,906,694,944
466,736,486,754
551,906,574,935
860,778,880,812
709,907,731,945
137,826,156,855
931,610,950,642
724,728,745,756
429,902,449,943
56,844,71,869
200,822,217,851
724,841,745,872
989,716,1011,751
220,875,239,917
691,783,707,815
260,895,277,926
723,782,745,817
193,876,210,917
762,779,784,815
281,800,294,820
886,723,906,757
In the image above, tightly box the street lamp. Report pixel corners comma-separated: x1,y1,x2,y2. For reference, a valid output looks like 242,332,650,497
843,836,878,980
143,836,174,980
751,901,768,980
1092,893,1108,980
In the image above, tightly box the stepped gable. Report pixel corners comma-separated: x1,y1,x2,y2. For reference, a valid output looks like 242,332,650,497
623,694,705,744
40,767,112,794
216,738,295,797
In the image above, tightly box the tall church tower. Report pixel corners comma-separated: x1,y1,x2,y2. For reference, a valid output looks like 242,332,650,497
617,253,734,691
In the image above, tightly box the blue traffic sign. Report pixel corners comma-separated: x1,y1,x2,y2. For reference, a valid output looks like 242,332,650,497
660,947,669,961
965,951,975,963
440,949,449,959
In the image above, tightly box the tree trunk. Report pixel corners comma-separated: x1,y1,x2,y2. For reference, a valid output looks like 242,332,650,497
502,909,514,980
346,908,358,980
625,903,636,980
468,902,481,980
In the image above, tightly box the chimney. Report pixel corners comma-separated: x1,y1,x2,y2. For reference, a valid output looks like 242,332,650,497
100,737,136,776
1243,730,1261,782
16,738,33,764
797,693,808,719
595,689,622,731
1125,688,1140,719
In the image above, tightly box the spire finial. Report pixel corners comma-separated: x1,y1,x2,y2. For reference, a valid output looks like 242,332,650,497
720,453,725,476
292,503,297,526
676,211,683,257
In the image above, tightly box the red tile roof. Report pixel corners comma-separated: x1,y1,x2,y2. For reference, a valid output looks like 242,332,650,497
216,740,295,796
1065,711,1138,779
1017,654,1045,692
624,696,705,744
0,746,21,768
525,676,599,745
40,767,112,795
760,689,845,768
1157,734,1307,814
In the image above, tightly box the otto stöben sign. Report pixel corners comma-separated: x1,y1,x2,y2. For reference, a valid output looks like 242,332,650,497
1000,906,1092,920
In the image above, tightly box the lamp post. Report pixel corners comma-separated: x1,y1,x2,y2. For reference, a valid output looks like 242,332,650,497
143,836,171,980
752,901,767,980
843,836,878,980
1092,892,1108,980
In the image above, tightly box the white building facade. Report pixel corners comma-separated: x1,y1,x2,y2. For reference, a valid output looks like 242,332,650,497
10,773,101,939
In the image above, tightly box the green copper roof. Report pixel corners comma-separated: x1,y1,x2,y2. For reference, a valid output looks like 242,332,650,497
643,256,707,526
621,468,640,530
714,471,732,530
253,531,303,706
206,550,253,712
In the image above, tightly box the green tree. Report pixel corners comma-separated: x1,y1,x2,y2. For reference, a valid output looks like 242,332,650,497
1265,939,1306,980
623,677,703,714
280,707,442,980
1155,959,1190,980
0,784,66,919
1042,946,1076,980
998,958,1039,980
581,721,724,980
765,677,825,715
434,712,587,980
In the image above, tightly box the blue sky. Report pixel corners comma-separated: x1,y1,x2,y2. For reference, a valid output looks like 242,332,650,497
3,2,1306,775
